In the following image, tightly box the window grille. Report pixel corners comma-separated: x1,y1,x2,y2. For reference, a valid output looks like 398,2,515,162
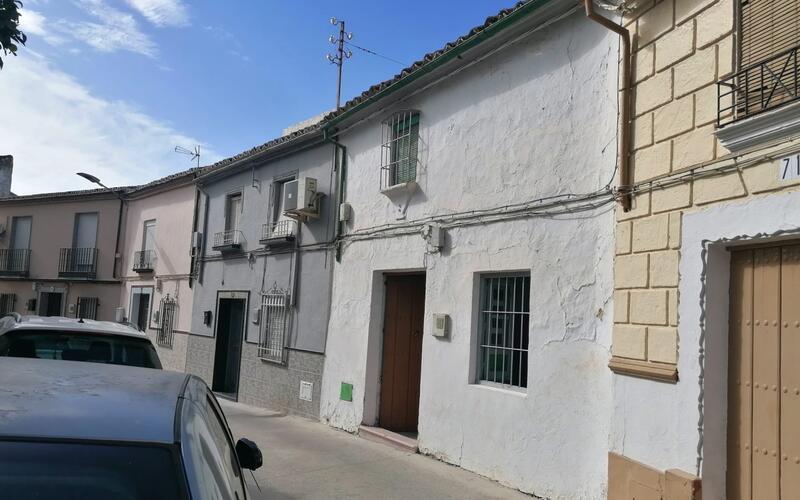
158,295,177,348
258,286,290,363
719,1,800,126
0,293,15,315
380,110,419,189
76,297,99,320
478,274,530,389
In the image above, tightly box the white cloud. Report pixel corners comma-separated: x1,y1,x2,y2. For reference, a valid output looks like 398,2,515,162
64,0,157,57
0,53,220,195
124,0,189,27
18,9,69,46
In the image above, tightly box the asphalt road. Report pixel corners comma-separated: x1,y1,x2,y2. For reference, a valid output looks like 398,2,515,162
220,399,529,500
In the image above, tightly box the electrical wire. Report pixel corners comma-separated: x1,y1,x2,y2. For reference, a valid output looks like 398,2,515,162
344,41,408,66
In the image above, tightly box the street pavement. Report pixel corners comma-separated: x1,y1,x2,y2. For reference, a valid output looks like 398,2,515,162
220,399,530,500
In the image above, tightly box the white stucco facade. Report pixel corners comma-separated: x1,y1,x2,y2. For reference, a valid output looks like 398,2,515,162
320,11,619,499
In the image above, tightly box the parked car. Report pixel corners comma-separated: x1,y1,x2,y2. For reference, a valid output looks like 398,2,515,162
0,313,162,368
0,357,262,499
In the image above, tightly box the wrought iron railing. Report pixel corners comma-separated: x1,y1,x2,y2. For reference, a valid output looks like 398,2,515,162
157,295,176,348
260,220,297,243
58,247,98,278
718,43,800,127
132,250,156,272
258,287,290,364
212,230,244,250
0,249,30,276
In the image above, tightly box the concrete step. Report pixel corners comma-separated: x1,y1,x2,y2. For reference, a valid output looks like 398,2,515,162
358,425,418,453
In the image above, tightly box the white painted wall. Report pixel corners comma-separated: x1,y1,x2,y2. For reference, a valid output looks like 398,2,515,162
611,189,800,500
321,12,619,499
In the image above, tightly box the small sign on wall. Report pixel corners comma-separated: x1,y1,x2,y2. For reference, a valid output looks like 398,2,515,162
779,154,800,181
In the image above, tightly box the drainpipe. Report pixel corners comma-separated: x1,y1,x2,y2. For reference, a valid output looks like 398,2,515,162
113,197,125,279
584,0,632,212
323,129,348,250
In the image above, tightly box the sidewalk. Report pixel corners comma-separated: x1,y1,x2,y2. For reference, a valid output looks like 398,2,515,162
220,399,531,500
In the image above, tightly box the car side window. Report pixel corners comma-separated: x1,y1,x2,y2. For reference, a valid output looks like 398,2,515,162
180,394,246,500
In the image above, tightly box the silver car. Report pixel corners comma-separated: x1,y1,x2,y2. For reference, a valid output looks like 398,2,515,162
0,313,161,368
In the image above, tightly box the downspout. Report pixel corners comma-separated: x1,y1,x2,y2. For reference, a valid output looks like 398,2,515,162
584,0,632,211
323,129,348,253
113,196,125,279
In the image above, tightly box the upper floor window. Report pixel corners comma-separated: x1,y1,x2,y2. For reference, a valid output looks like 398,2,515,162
380,110,419,189
225,193,242,232
718,1,800,127
73,212,98,249
142,219,156,251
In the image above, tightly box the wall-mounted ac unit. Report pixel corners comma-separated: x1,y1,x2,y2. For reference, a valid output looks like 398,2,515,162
284,177,321,219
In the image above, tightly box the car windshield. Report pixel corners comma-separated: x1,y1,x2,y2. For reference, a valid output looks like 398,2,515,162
0,440,184,500
0,330,162,369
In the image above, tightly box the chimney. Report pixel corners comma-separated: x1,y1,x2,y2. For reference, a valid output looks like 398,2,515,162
0,156,13,197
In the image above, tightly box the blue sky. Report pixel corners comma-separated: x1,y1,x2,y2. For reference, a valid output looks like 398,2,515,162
1,0,515,194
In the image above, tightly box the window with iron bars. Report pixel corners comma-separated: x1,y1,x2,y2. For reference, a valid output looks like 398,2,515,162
258,288,290,363
76,297,99,320
158,295,177,348
718,1,800,126
477,274,530,389
0,293,15,315
380,110,419,189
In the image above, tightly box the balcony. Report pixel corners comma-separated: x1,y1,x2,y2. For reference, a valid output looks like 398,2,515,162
212,230,244,252
718,44,800,128
58,247,98,279
0,249,30,277
260,220,297,247
132,250,156,273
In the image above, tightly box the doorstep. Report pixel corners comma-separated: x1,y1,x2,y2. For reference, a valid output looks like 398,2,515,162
358,425,418,453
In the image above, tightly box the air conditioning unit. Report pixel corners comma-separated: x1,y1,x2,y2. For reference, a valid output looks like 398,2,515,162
283,177,321,219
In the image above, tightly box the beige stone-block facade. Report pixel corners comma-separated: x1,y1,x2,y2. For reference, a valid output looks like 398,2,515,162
611,0,800,495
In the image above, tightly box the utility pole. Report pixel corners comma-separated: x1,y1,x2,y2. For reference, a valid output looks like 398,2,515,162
326,18,352,110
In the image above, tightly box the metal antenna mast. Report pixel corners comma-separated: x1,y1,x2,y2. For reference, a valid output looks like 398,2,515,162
326,17,352,110
174,145,201,168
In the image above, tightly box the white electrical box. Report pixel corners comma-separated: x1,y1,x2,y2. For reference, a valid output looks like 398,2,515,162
284,177,320,218
339,202,352,222
432,313,449,338
115,307,125,323
251,307,260,325
422,224,444,252
191,231,203,249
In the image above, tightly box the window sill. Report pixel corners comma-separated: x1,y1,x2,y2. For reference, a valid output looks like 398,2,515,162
380,180,418,198
608,357,678,383
716,100,800,153
469,381,527,397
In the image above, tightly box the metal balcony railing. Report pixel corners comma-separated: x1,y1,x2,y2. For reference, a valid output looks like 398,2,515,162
132,250,156,272
212,230,244,251
260,220,297,245
718,43,800,127
58,247,98,279
0,249,30,276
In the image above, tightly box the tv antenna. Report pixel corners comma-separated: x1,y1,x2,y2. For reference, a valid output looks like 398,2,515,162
174,145,201,168
326,17,353,110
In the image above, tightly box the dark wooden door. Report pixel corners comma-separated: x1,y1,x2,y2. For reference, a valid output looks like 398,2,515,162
379,274,425,433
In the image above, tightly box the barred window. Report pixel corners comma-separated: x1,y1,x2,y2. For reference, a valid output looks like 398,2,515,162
380,110,419,189
477,274,530,389
0,293,15,315
76,297,99,320
158,295,177,348
258,287,290,363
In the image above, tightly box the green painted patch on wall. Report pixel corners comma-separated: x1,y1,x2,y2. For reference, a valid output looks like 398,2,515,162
340,382,353,402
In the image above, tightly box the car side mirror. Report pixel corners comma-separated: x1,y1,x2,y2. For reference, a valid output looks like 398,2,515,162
236,438,262,471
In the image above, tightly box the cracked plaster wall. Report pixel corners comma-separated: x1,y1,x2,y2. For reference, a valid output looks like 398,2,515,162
320,12,619,499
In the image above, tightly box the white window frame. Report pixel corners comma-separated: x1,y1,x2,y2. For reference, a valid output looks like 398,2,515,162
474,272,531,391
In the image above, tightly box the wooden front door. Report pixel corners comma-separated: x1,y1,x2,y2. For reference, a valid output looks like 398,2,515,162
728,245,800,500
379,274,425,433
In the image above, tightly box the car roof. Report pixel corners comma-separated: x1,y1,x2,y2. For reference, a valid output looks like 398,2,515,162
0,357,191,444
0,315,147,340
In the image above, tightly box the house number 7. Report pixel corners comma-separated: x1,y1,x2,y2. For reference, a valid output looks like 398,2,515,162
780,154,800,181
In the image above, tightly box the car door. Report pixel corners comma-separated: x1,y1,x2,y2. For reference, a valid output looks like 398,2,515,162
181,389,248,500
